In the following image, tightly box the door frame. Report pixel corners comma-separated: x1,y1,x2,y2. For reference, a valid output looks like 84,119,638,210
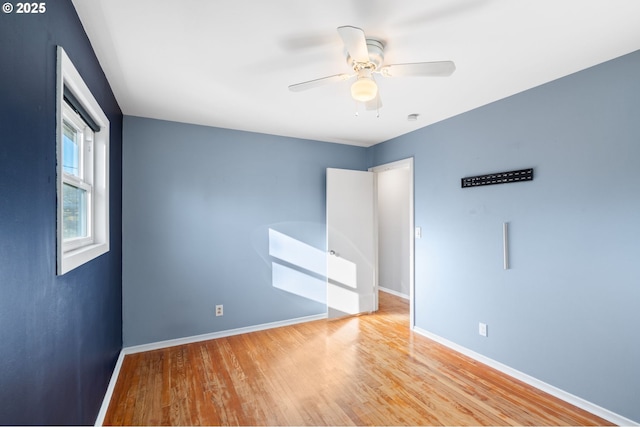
369,157,415,328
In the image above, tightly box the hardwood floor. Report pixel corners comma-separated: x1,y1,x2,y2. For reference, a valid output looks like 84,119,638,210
105,293,613,425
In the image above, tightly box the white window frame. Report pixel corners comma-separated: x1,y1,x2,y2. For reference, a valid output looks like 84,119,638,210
61,102,94,251
56,46,110,275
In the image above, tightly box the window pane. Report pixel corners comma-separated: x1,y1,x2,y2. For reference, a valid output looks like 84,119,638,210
63,121,80,177
63,183,87,239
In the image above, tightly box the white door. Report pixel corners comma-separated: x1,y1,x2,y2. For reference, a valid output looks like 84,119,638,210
326,168,376,319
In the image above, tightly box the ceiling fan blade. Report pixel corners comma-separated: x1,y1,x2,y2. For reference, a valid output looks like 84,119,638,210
337,26,369,63
288,73,351,92
380,61,456,77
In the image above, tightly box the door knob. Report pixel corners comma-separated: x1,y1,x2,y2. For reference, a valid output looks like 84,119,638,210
329,250,338,257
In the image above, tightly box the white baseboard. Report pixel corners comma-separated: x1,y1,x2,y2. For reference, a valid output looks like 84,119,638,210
94,349,125,427
378,286,409,300
96,314,636,426
123,313,327,355
413,326,638,426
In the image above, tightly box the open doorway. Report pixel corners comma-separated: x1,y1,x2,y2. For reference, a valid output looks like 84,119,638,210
370,158,415,327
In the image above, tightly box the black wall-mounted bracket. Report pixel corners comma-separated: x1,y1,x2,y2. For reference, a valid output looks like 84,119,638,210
461,168,533,189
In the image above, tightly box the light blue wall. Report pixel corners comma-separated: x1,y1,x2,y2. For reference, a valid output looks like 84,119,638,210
369,50,640,422
123,117,367,346
123,50,639,421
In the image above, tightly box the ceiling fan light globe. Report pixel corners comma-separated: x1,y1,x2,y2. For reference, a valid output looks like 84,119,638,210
351,77,378,103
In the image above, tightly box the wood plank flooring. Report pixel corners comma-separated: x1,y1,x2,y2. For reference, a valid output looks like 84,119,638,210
104,293,613,425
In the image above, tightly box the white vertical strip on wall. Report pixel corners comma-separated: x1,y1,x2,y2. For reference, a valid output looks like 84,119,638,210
503,222,509,270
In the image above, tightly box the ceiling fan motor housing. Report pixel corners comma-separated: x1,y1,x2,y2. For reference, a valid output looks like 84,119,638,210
347,38,384,71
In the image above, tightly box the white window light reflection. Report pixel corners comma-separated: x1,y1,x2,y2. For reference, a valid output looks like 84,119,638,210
268,228,361,314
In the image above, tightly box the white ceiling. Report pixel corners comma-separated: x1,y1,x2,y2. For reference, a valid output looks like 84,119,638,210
72,0,640,147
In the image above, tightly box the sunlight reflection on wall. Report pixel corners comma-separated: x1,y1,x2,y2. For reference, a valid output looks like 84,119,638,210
269,228,327,304
268,228,361,314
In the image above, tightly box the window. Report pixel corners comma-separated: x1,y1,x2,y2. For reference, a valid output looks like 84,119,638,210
62,102,93,250
56,46,110,275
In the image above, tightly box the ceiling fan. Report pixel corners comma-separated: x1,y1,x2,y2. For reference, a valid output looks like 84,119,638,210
288,25,456,110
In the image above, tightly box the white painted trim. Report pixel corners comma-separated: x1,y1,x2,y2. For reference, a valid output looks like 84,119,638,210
369,158,412,172
96,315,637,426
370,157,415,328
94,349,125,427
413,327,639,426
124,313,327,355
379,286,409,300
56,46,110,275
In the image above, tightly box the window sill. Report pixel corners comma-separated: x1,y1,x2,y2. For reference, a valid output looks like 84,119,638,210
60,241,109,275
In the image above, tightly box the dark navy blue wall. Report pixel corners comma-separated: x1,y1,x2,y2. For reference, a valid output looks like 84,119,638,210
0,1,122,425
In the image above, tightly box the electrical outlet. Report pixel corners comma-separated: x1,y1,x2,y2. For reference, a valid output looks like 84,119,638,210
479,322,488,337
215,305,223,317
